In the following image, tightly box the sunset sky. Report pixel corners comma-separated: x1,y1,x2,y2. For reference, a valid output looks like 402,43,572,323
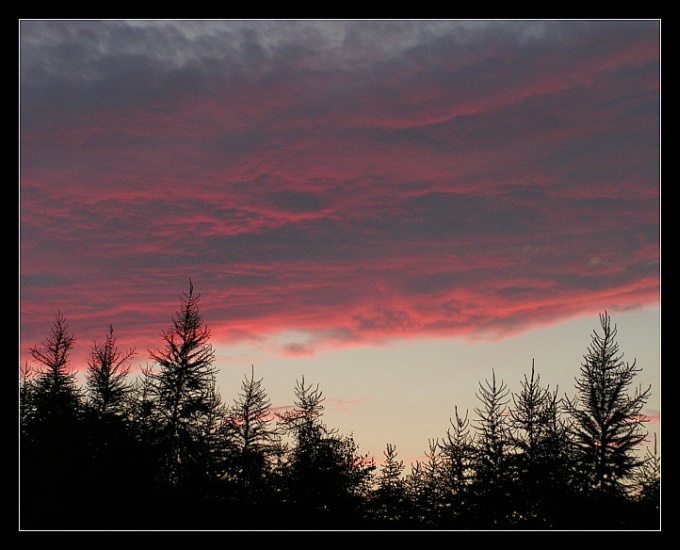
19,19,660,467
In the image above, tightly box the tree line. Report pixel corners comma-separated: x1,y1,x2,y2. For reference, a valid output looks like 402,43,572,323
19,281,661,530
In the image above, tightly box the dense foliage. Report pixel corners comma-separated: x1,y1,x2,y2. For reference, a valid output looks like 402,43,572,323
19,284,660,530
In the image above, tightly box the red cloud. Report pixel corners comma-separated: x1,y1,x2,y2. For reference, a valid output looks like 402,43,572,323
20,21,660,371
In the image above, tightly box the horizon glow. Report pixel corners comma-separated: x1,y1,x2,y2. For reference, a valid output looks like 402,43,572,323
19,19,661,466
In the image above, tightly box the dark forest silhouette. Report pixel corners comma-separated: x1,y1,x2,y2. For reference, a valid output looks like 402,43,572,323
19,282,660,530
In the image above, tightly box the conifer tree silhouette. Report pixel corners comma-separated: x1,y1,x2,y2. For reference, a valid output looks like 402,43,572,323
438,406,475,527
19,298,660,530
222,366,279,490
371,443,407,527
565,311,651,497
148,280,220,488
408,438,445,527
630,433,660,528
86,325,135,418
20,362,36,437
28,312,81,423
470,370,513,527
277,376,374,528
509,360,572,527
21,313,87,528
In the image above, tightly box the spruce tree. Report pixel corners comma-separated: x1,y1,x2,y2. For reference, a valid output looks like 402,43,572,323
20,362,36,437
510,361,547,467
85,325,135,418
439,406,475,527
222,365,279,502
419,439,445,526
128,363,157,437
277,377,374,528
509,360,570,526
565,311,651,497
630,433,660,528
277,376,333,517
28,312,81,423
148,280,220,487
21,313,86,528
471,370,513,527
81,326,145,528
473,370,511,486
371,443,406,526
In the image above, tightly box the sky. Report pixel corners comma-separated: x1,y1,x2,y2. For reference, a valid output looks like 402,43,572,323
19,19,661,467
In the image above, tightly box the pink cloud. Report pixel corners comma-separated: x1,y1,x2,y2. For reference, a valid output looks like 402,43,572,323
20,21,660,371
328,398,372,413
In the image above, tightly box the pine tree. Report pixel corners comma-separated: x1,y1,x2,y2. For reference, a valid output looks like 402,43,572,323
535,385,578,527
633,433,660,502
79,326,150,528
404,460,427,526
439,406,475,527
222,365,279,500
128,363,157,438
471,370,513,527
565,311,651,497
277,377,374,528
630,433,660,528
202,374,228,482
371,443,406,526
85,325,135,418
420,439,445,526
509,360,570,526
148,280,220,487
277,376,333,516
510,360,547,466
20,362,36,437
28,312,81,423
21,313,87,529
120,363,167,527
473,370,511,485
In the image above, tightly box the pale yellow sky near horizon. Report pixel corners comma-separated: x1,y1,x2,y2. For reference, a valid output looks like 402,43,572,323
211,305,661,468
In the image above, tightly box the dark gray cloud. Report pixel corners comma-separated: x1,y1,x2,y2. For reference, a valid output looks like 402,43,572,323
20,19,661,361
265,190,328,213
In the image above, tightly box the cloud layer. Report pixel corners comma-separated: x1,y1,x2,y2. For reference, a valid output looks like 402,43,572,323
20,20,660,363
